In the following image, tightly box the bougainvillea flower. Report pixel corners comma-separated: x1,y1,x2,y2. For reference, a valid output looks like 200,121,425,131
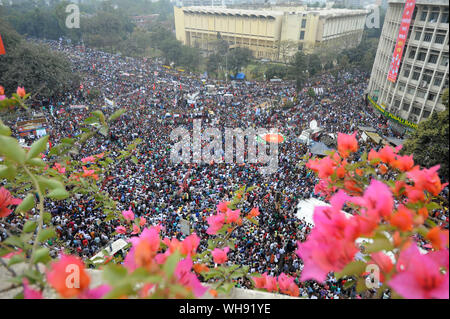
392,154,415,172
139,216,146,227
225,209,240,224
206,213,225,235
78,285,111,299
264,274,278,293
404,185,425,203
368,149,381,165
126,226,161,271
53,163,66,174
193,263,209,274
248,207,260,218
428,249,449,271
407,165,446,196
16,86,26,98
369,252,394,282
174,256,207,298
337,132,358,158
252,273,267,289
277,273,297,295
0,187,22,218
81,166,98,180
180,233,200,256
46,253,91,298
23,278,43,299
311,156,335,179
216,201,229,213
349,179,394,220
211,247,230,264
390,205,414,232
426,227,449,250
121,207,134,221
81,156,96,163
115,226,127,234
131,224,141,235
0,85,4,95
377,145,396,165
296,233,358,283
388,244,449,299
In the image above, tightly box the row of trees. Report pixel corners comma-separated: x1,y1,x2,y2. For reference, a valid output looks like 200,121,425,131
0,20,77,98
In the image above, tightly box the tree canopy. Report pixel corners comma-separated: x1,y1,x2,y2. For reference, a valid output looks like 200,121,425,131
402,89,449,181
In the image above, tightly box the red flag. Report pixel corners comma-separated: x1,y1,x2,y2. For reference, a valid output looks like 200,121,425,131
153,84,155,90
0,34,5,55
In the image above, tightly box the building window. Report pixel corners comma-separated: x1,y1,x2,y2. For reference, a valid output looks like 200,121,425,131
422,110,431,118
299,31,305,40
398,83,405,92
403,66,411,77
408,49,416,59
402,103,410,111
416,90,426,98
417,51,426,61
428,54,438,64
434,73,444,86
441,11,449,23
301,19,307,28
423,33,432,42
414,31,422,40
420,10,428,21
427,93,436,101
435,34,445,44
407,86,415,95
412,107,421,115
428,11,439,23
412,71,421,81
441,56,449,67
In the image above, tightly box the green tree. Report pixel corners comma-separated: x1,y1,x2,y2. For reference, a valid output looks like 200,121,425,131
402,89,449,181
227,47,253,75
0,21,76,98
290,51,308,90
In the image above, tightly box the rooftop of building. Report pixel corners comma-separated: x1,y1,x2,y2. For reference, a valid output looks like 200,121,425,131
181,6,369,17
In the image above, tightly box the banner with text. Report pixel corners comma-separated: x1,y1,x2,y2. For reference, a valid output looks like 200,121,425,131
387,0,416,83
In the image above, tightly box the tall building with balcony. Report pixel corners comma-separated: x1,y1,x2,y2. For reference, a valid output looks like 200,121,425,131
367,0,449,130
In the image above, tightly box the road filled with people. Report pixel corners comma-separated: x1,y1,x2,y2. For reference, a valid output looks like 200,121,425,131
1,39,448,299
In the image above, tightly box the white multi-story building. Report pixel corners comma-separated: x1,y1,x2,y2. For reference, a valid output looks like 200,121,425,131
367,0,449,129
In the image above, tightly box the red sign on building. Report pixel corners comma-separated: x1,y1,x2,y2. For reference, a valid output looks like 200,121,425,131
387,0,416,83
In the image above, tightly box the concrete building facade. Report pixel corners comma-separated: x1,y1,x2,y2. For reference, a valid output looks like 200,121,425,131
367,0,449,127
174,6,368,61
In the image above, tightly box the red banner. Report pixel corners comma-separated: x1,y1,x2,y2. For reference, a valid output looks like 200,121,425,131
387,0,416,83
0,34,5,55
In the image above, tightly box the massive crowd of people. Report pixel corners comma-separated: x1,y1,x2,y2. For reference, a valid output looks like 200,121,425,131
1,39,448,299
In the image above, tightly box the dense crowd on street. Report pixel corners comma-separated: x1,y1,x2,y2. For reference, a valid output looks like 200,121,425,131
1,39,448,299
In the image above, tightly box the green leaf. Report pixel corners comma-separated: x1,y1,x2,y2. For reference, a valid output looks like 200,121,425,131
131,156,138,164
0,164,17,180
32,247,51,264
164,250,181,279
26,158,46,167
43,212,52,224
26,135,49,160
4,235,24,248
0,122,11,136
8,254,25,267
0,135,26,164
37,228,56,243
364,236,393,254
22,220,37,233
16,193,35,214
103,264,128,284
47,188,70,200
108,108,126,122
336,261,367,279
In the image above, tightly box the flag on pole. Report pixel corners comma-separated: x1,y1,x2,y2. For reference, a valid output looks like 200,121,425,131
0,34,6,55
